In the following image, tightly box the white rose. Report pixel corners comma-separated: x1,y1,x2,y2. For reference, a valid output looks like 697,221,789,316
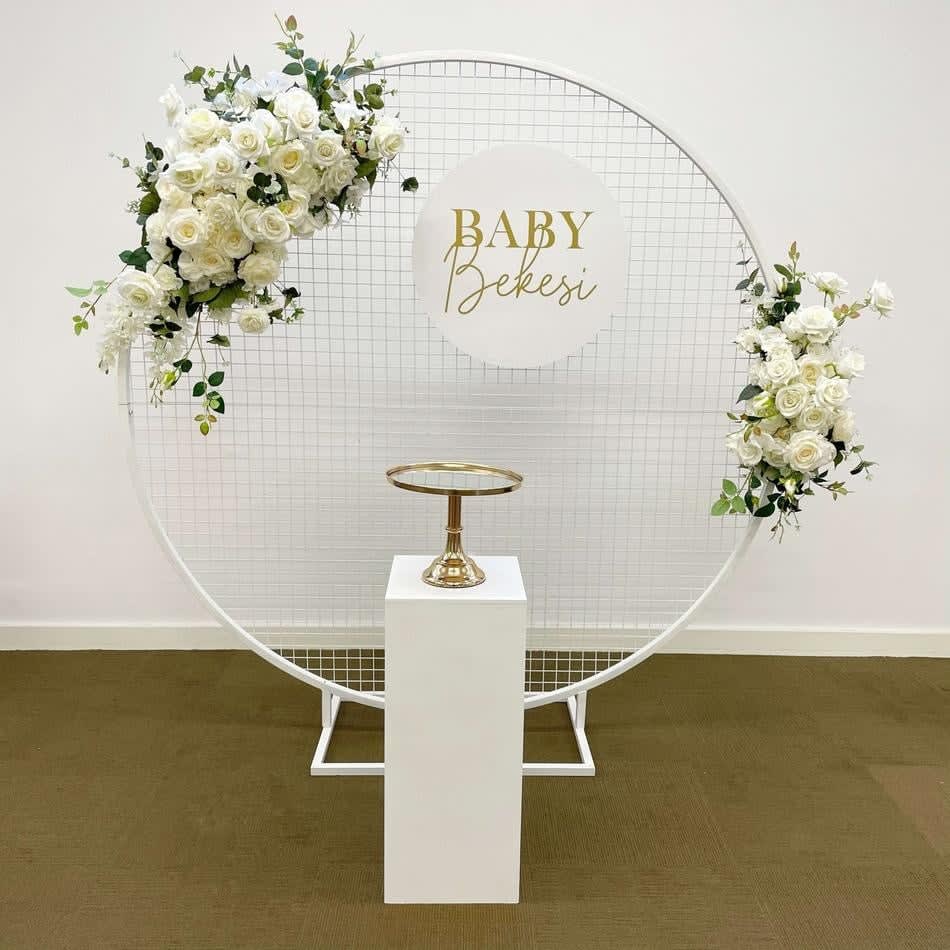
116,271,166,312
256,206,292,244
148,241,172,264
250,109,284,150
159,84,185,125
734,326,759,354
166,208,208,249
238,204,264,241
155,178,192,212
238,252,281,288
277,187,311,228
165,152,210,194
333,99,368,130
749,392,776,418
797,354,829,388
784,430,835,473
237,306,270,334
834,348,865,379
757,432,788,468
200,193,239,229
206,143,245,182
763,350,798,389
368,115,405,160
781,310,804,341
178,108,222,149
815,374,850,410
272,139,310,179
832,409,857,444
320,156,358,199
146,260,183,293
868,279,895,316
812,271,848,298
797,399,831,433
216,226,253,259
772,273,788,295
774,383,809,419
726,431,763,467
794,305,838,345
230,122,267,161
311,131,345,169
274,88,321,138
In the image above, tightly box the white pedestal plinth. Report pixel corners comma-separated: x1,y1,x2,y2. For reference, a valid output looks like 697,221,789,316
384,555,527,904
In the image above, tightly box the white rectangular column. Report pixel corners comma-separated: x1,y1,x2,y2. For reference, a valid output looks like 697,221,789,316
384,555,526,904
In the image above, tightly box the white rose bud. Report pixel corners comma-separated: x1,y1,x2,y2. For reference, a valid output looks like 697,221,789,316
812,271,848,298
237,306,270,334
867,280,895,316
159,85,184,126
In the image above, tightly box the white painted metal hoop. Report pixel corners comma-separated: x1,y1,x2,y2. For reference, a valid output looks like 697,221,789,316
120,49,766,711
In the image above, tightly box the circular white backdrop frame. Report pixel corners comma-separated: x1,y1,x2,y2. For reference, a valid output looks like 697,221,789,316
120,51,765,711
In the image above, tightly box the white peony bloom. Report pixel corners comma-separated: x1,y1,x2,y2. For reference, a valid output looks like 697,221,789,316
230,122,267,161
274,87,321,138
734,325,759,354
115,271,166,312
333,99,368,130
793,305,838,345
272,139,310,180
166,208,208,249
368,115,406,160
237,306,270,334
868,279,895,316
832,408,857,444
200,193,239,230
797,399,831,433
146,260,183,294
834,348,865,379
726,431,763,467
784,429,835,473
757,325,789,353
812,271,848,298
164,152,210,194
763,350,799,389
815,374,850,410
238,252,281,288
159,85,185,125
774,383,809,419
797,354,829,389
178,108,223,150
311,131,346,169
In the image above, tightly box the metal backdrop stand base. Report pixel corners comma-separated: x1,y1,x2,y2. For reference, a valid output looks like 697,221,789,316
310,688,595,777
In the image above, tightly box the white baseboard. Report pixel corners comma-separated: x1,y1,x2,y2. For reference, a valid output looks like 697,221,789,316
1,622,948,657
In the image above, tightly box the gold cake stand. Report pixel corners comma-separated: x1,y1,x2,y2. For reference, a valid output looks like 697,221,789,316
386,461,523,588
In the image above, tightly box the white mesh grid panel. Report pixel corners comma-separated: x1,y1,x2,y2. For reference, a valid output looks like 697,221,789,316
126,57,759,701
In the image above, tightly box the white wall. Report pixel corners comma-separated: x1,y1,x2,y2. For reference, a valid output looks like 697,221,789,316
3,0,948,640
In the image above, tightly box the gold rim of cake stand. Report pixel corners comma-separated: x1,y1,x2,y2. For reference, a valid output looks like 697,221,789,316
385,462,523,588
385,461,523,496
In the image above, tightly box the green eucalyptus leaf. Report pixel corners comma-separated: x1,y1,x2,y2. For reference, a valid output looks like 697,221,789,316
722,479,738,496
711,498,730,516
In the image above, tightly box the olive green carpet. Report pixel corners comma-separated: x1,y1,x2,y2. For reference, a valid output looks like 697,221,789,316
2,652,949,949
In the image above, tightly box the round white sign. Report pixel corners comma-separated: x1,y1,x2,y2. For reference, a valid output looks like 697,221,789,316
412,144,628,369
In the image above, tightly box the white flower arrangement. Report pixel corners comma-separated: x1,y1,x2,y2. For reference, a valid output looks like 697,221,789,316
713,241,895,539
67,16,416,435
